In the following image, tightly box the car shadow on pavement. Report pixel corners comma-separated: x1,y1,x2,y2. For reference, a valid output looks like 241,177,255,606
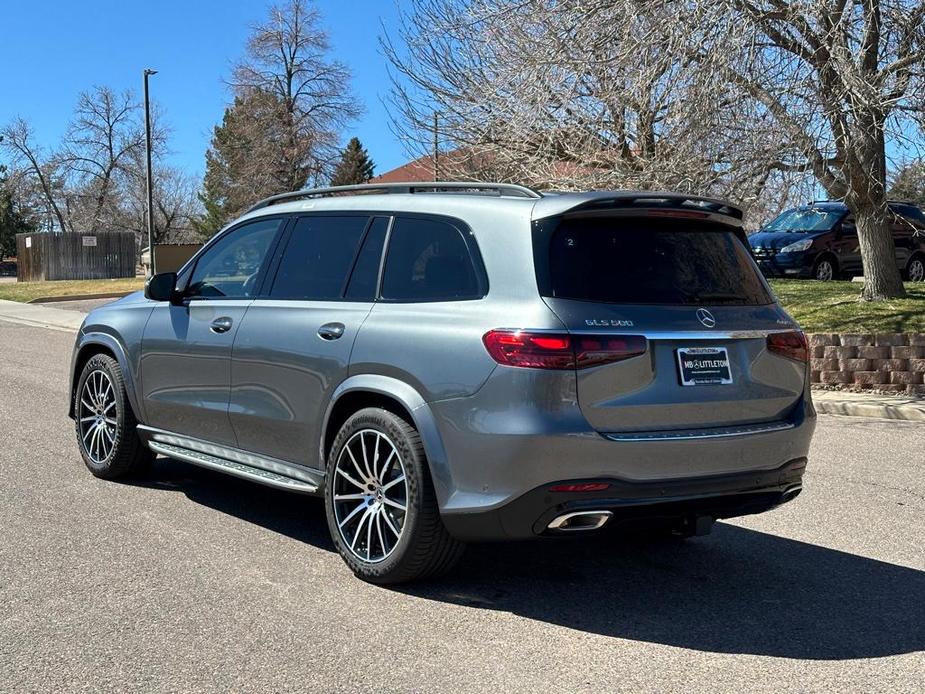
405,526,925,661
137,457,924,661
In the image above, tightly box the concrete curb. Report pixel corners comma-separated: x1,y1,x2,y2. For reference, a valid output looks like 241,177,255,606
28,291,134,304
812,390,925,422
0,299,84,333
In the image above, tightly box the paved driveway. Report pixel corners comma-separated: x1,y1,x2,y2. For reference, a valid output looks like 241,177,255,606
0,321,922,692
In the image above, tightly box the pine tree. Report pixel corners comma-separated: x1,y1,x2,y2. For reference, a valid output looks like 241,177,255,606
330,138,375,187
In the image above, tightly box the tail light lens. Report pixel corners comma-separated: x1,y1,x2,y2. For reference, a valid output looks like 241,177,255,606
767,330,808,363
482,330,646,370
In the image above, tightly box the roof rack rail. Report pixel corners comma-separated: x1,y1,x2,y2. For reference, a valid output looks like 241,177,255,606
246,181,543,213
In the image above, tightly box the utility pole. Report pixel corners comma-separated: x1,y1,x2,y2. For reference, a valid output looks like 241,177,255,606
143,68,157,276
433,111,439,182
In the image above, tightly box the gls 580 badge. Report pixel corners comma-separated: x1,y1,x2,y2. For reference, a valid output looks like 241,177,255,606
585,319,634,327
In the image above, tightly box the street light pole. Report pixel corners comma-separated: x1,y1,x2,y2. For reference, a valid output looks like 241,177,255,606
143,68,157,276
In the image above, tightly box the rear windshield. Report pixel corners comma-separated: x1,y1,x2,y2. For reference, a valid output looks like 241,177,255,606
542,218,772,306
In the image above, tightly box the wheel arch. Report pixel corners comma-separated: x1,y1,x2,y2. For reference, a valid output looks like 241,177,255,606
321,375,452,508
69,334,142,421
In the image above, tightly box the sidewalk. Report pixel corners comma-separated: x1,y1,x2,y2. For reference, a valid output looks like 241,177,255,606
812,389,925,422
0,298,86,333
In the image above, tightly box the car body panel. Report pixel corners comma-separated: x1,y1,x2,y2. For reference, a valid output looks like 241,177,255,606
140,299,252,447
228,299,374,466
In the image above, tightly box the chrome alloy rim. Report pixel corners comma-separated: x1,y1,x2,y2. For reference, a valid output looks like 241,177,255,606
332,429,408,563
78,370,118,464
910,259,925,282
816,261,833,281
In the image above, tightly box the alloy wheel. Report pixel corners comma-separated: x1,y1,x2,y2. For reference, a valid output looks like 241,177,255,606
909,258,925,282
816,260,834,281
332,429,408,563
78,369,118,465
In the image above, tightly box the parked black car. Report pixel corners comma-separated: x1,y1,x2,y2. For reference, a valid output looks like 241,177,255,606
749,201,925,281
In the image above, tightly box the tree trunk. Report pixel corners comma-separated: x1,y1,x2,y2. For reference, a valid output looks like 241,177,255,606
855,202,906,300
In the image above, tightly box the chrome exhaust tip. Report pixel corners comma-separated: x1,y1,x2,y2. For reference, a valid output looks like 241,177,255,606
547,510,613,532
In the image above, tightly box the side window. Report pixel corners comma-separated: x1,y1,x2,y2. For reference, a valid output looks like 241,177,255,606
269,216,369,300
345,217,389,300
187,218,282,299
841,217,857,237
381,217,482,302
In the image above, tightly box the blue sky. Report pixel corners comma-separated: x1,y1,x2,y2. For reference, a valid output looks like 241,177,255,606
0,0,407,179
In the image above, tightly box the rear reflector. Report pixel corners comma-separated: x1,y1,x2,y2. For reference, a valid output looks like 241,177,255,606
549,483,611,493
482,330,647,370
766,330,809,363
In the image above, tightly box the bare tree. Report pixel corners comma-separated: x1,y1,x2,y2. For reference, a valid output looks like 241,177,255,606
60,87,148,234
231,0,361,189
382,1,789,210
647,0,925,299
0,118,70,233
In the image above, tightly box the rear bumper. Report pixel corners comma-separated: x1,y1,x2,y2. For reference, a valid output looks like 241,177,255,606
442,457,807,541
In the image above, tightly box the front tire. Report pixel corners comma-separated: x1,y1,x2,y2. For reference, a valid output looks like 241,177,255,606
324,407,464,584
905,255,925,282
74,354,153,479
813,256,837,281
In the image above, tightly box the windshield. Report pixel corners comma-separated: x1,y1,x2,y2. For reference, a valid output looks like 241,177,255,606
763,208,842,233
540,218,772,306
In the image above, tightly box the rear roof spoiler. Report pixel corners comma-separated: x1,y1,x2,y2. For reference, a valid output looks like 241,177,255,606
532,191,744,225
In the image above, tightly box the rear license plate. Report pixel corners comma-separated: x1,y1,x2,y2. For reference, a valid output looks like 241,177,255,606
676,347,733,385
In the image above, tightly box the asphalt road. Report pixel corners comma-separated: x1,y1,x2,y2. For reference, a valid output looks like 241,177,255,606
1,320,923,693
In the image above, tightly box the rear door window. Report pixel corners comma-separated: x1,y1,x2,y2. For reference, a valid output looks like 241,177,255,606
542,218,772,305
381,217,484,302
269,215,369,300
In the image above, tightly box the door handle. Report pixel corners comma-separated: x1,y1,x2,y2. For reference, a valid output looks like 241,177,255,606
317,322,346,340
210,317,234,333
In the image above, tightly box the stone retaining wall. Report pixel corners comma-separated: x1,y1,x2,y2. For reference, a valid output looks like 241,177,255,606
809,333,925,395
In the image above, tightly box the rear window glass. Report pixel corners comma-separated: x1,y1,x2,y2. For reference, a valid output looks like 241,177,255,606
544,219,772,306
381,217,483,302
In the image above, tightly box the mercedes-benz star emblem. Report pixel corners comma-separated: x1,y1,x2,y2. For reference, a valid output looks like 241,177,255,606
696,308,716,328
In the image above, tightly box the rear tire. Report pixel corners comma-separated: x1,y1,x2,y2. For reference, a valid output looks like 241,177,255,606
324,407,465,584
74,354,153,479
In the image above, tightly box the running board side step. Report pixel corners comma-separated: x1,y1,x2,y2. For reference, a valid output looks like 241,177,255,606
147,441,319,494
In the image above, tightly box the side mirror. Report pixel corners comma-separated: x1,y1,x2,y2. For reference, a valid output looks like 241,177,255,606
144,272,178,303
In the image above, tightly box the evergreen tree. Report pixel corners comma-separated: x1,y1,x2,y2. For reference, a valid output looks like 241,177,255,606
0,167,35,259
330,138,375,186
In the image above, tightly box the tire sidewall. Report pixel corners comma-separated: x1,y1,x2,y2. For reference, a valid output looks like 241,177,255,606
74,355,127,475
324,408,425,581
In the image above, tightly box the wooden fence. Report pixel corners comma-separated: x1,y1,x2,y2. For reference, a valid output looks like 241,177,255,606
15,232,136,281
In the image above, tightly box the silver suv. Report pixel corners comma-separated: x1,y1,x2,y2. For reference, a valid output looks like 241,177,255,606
69,183,815,584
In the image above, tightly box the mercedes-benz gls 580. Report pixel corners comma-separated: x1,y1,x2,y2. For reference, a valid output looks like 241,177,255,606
69,183,815,584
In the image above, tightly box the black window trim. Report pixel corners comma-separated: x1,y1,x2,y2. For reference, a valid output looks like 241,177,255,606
376,212,489,304
181,214,292,303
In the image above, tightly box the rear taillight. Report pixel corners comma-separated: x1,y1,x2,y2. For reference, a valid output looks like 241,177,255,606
482,330,647,370
767,330,808,362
